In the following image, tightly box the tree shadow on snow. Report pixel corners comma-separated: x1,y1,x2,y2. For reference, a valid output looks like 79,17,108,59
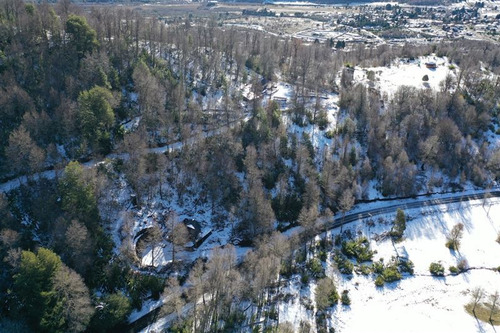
404,200,474,242
404,205,449,240
475,316,487,333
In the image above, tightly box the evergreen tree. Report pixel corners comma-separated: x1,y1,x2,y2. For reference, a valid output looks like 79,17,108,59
77,86,115,154
65,15,99,59
392,208,406,239
58,161,99,230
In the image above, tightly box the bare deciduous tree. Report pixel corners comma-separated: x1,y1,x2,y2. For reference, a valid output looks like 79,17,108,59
489,291,499,323
471,287,485,316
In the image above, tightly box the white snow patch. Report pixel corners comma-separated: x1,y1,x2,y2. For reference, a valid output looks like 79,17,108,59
280,197,500,333
354,55,457,98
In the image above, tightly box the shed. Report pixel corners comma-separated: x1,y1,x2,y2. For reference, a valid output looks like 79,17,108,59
425,62,437,69
183,219,202,241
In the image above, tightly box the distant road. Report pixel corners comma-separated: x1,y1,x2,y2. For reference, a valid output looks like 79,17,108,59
0,115,250,193
331,190,500,230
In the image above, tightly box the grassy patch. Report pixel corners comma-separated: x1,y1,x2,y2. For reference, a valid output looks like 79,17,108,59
465,302,500,326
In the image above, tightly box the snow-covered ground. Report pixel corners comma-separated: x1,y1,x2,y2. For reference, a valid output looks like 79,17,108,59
332,270,499,333
280,197,500,332
353,55,457,98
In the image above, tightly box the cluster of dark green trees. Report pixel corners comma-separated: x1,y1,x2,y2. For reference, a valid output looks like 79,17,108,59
0,163,136,332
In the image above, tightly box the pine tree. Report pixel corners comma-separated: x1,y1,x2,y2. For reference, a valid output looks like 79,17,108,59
392,208,406,239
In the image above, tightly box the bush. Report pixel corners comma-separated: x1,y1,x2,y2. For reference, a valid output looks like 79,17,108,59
446,223,464,251
268,307,278,320
316,110,329,130
382,265,402,282
333,251,354,275
375,275,385,287
341,237,374,263
391,209,406,240
325,130,335,139
170,319,193,333
398,259,414,275
301,272,310,285
307,259,325,279
457,258,468,272
449,266,459,274
372,259,384,275
334,235,342,247
357,264,372,275
429,262,445,276
315,277,339,311
280,261,295,278
341,290,351,305
300,298,314,311
318,238,332,251
225,311,246,330
295,250,306,265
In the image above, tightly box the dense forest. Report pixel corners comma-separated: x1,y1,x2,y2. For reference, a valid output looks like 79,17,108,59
1,0,500,331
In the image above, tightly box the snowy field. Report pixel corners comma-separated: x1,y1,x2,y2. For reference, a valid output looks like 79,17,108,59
354,55,457,98
280,198,500,333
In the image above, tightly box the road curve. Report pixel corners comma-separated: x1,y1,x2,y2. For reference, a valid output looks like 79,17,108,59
0,115,250,194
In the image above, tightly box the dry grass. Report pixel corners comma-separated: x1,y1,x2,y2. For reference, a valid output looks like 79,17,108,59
465,302,500,326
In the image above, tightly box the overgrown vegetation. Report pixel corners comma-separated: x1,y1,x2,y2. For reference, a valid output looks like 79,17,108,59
333,250,355,275
372,258,404,286
316,277,339,311
341,237,375,262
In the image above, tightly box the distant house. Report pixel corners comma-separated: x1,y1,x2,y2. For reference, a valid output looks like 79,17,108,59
183,219,202,241
272,96,287,108
182,219,212,249
425,62,437,69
